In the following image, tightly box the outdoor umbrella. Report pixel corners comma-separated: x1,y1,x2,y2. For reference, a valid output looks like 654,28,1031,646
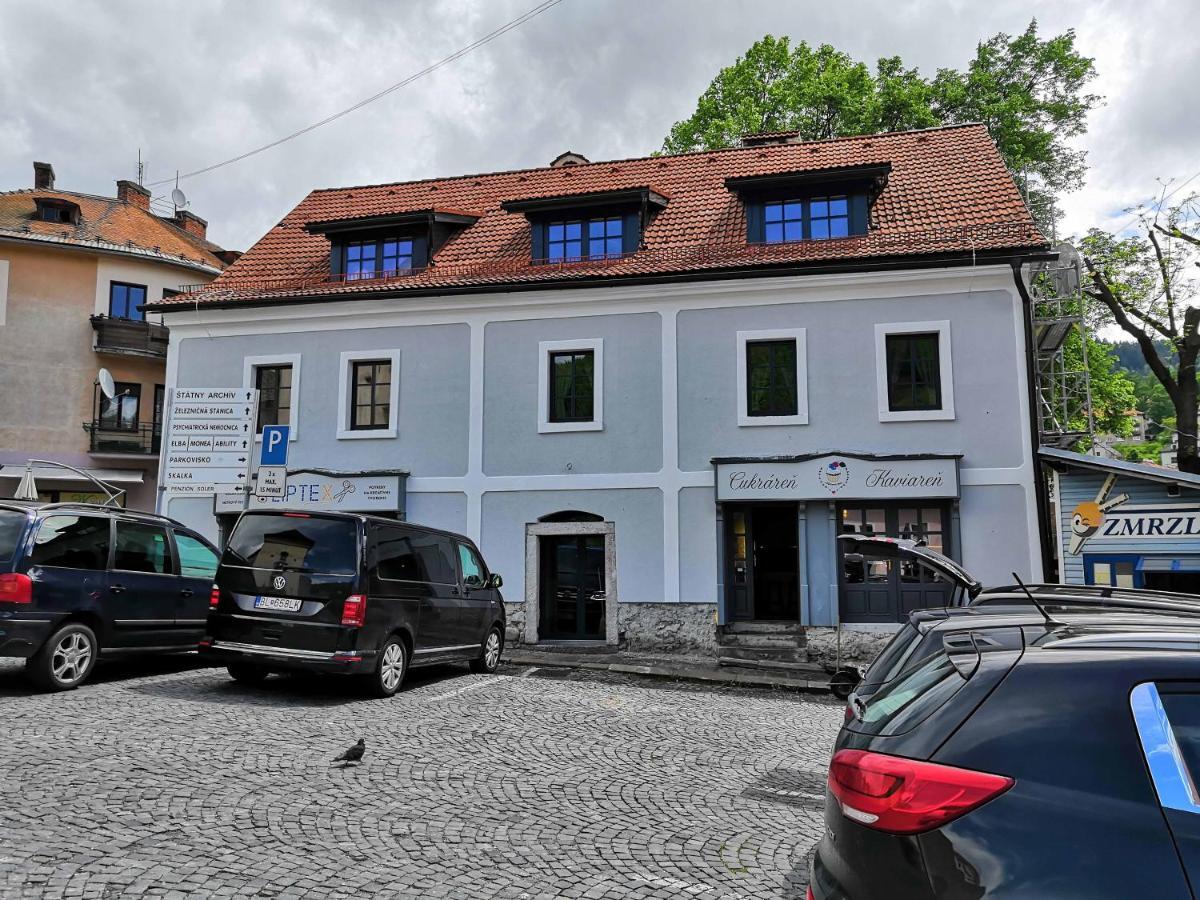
13,465,38,501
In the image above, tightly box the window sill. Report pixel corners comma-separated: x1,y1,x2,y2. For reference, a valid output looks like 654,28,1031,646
878,407,955,423
538,420,604,434
336,428,398,440
738,412,808,428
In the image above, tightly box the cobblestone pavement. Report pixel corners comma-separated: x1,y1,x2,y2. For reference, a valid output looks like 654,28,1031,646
0,657,842,899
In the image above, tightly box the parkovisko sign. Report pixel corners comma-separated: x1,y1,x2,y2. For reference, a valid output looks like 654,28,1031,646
715,455,959,501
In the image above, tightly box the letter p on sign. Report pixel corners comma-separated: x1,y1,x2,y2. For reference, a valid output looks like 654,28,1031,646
260,425,290,467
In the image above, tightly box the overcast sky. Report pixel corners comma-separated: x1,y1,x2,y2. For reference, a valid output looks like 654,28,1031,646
1,0,1195,252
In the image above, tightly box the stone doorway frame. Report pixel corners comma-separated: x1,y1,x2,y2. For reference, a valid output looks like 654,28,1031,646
524,520,619,645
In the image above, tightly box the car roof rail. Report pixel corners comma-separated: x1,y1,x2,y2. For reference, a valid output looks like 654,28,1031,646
1043,630,1200,652
32,501,186,529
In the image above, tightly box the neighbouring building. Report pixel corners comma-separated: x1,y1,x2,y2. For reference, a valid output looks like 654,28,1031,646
1043,447,1200,593
151,124,1050,661
0,162,237,509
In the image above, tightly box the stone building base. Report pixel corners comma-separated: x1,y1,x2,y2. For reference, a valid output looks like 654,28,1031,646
804,626,895,670
503,601,717,655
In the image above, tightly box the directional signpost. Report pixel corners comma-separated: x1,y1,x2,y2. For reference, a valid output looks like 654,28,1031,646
161,388,258,496
255,425,290,499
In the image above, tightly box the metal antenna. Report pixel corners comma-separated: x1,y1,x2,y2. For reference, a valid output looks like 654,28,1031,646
1012,572,1064,627
137,149,145,186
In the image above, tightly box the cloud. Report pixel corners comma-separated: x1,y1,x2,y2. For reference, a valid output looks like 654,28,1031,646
1,0,1193,251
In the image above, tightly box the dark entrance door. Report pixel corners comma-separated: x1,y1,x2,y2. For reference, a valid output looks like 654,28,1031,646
724,503,799,621
539,534,605,639
838,504,954,623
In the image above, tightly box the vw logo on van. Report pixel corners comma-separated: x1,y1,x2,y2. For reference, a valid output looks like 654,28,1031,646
272,575,287,591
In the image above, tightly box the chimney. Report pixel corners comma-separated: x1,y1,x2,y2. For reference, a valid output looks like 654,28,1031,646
33,161,55,190
173,210,208,240
116,179,151,211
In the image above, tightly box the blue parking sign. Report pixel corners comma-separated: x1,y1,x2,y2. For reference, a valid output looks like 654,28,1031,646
260,425,290,466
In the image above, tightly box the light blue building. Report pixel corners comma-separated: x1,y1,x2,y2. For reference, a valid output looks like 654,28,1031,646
1043,448,1200,593
151,125,1051,659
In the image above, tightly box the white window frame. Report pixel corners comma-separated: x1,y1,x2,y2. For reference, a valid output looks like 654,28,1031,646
242,354,301,441
874,320,955,422
337,349,400,440
538,338,603,433
736,328,809,427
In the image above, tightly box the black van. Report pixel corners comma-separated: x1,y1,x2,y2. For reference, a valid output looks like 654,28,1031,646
203,510,506,697
0,501,221,691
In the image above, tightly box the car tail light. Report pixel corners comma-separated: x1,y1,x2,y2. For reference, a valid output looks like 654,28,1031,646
209,585,221,608
828,749,1013,835
806,889,815,900
341,594,367,627
0,573,32,604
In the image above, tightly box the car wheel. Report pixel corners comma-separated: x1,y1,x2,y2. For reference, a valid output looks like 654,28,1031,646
227,662,270,685
469,626,503,674
28,623,98,692
366,638,407,698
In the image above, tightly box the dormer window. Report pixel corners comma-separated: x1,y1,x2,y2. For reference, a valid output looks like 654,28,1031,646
546,216,624,262
33,197,80,226
343,237,414,280
502,187,667,265
726,164,890,246
763,195,850,243
304,209,479,283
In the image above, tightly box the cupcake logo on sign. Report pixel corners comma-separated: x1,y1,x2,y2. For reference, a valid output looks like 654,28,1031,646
818,459,851,494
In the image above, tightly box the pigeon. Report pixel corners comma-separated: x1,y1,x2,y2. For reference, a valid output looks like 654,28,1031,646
332,738,365,767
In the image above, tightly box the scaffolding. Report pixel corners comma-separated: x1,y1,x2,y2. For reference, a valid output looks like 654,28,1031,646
1030,244,1095,449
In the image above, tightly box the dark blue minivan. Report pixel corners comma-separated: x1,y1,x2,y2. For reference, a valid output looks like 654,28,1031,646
0,501,220,690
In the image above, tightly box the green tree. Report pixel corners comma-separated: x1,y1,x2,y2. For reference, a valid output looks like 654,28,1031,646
1083,191,1200,472
1066,332,1135,438
661,21,1100,230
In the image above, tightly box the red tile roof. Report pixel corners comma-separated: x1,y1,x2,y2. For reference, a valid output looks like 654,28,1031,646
152,124,1045,309
0,189,231,273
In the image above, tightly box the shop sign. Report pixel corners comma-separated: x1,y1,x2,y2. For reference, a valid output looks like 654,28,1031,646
249,471,404,514
715,455,959,501
1068,502,1200,554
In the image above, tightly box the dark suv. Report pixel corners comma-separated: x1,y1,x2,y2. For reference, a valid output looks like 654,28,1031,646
810,619,1200,898
0,501,220,691
203,510,506,697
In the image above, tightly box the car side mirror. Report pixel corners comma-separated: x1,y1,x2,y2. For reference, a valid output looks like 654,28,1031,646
487,573,503,590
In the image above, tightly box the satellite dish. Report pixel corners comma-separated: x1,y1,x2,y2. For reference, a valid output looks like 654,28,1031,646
171,187,188,209
97,368,116,400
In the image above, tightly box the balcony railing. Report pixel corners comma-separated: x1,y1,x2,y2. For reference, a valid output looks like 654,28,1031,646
83,421,161,456
90,315,169,359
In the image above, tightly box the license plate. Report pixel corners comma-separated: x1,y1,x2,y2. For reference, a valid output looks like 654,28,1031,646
254,595,302,612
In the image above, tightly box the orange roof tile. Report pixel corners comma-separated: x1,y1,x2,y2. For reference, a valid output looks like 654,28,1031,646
0,189,231,273
153,124,1046,309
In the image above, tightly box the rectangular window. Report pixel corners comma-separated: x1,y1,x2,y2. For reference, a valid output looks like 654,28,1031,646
30,515,110,570
549,350,595,423
809,195,849,239
758,195,857,243
344,241,376,280
109,282,147,321
545,216,624,262
350,360,392,431
174,532,218,579
746,339,798,417
255,364,293,431
381,239,414,275
99,382,140,431
113,521,172,574
875,322,954,422
764,201,804,243
224,512,359,575
457,542,488,588
886,333,942,412
547,221,583,261
736,328,808,426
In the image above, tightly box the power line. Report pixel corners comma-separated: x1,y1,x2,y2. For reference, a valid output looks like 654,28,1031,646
1106,169,1200,237
146,0,567,188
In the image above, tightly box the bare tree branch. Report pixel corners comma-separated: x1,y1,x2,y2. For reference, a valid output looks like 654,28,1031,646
1156,222,1200,249
1085,259,1179,398
1149,229,1179,336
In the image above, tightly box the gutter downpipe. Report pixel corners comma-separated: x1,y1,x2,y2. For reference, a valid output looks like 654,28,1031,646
1010,257,1055,581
